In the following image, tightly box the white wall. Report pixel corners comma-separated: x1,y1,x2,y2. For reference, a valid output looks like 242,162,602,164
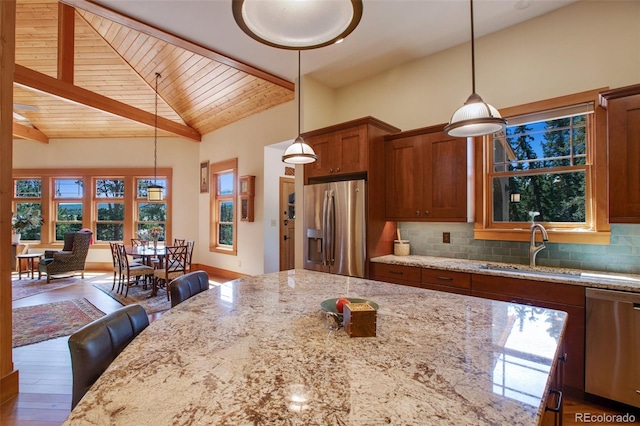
199,101,296,276
263,142,294,273
331,0,640,130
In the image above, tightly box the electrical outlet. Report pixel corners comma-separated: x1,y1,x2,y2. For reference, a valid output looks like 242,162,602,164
443,232,451,244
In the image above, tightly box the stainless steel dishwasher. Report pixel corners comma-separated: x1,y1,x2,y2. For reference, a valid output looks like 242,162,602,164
585,287,640,408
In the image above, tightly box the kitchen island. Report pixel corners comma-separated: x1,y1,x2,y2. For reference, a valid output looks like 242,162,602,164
64,269,566,425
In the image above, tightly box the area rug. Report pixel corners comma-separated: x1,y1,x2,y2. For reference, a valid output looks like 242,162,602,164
92,279,171,314
11,276,80,301
12,298,105,348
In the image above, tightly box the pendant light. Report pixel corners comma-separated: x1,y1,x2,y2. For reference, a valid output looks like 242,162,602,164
282,50,317,164
147,72,164,201
232,0,363,50
444,0,506,138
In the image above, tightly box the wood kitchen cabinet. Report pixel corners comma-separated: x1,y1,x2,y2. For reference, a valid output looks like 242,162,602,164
600,84,640,223
370,263,421,288
384,124,468,221
471,274,585,395
303,117,399,181
421,268,471,296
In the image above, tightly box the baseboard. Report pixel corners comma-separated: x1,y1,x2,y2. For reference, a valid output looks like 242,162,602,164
193,264,249,281
0,369,19,404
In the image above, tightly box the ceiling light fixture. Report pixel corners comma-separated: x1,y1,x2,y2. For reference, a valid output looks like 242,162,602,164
282,50,317,164
444,0,507,138
232,0,363,50
147,72,164,201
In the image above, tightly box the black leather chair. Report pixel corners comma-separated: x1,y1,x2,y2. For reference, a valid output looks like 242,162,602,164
68,304,149,409
169,270,210,307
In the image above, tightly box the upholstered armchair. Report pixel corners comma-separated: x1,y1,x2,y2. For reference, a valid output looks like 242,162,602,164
38,231,93,283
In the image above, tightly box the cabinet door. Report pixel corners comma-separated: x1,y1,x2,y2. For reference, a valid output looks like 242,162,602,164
608,93,640,222
423,131,468,220
385,135,424,219
304,133,340,178
336,125,367,174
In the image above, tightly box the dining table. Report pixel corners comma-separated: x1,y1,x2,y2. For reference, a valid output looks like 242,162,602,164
64,269,567,425
125,244,166,266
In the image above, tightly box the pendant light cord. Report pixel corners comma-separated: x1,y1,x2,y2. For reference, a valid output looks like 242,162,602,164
470,0,476,95
154,72,160,185
297,50,301,137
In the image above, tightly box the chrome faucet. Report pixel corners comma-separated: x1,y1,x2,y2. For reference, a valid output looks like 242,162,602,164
529,222,549,267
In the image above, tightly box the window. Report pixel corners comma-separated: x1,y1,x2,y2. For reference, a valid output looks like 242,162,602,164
54,179,84,240
11,168,172,246
475,89,609,244
209,158,237,254
95,179,125,242
13,179,42,241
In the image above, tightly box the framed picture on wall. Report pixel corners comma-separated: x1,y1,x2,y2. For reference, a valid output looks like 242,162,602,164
200,161,209,193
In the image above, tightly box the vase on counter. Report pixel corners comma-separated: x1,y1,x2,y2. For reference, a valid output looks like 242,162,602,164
153,237,158,249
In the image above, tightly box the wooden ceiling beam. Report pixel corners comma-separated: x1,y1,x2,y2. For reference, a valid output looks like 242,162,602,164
14,64,201,142
60,0,294,91
58,3,75,83
13,122,49,144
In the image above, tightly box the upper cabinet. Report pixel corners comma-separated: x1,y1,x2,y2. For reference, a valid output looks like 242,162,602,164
385,125,468,221
302,117,400,181
600,84,640,223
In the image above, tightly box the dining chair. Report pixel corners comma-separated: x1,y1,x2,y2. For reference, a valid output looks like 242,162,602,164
68,304,149,409
153,245,187,300
117,244,154,297
173,238,186,246
185,240,195,273
109,242,122,292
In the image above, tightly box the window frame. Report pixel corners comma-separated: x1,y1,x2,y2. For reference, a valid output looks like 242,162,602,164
94,178,126,243
11,168,172,247
12,178,43,241
474,88,610,245
209,158,238,255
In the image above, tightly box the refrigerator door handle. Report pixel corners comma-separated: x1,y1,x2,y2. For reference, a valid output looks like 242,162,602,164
321,190,329,266
327,190,335,266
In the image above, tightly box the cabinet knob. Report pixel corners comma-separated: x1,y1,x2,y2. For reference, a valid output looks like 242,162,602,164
329,168,334,173
424,210,430,216
336,167,340,172
415,211,420,216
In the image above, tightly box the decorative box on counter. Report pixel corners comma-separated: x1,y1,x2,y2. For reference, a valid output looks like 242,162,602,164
344,303,377,337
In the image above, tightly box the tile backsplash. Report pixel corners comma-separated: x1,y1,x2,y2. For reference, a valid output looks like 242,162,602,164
398,222,640,275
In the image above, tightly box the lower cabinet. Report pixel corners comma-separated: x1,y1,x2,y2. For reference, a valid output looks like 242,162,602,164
421,268,471,296
370,263,421,287
541,351,566,426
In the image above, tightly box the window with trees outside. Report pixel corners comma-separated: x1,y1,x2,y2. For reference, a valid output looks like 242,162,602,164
13,179,43,241
12,168,172,246
475,89,609,244
209,158,237,255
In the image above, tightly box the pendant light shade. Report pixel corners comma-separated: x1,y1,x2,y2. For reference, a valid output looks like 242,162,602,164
283,51,317,164
444,0,506,138
148,72,164,201
232,0,363,50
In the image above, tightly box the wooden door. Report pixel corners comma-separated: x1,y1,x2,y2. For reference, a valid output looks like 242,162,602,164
385,135,424,219
336,125,367,174
423,131,468,220
607,90,640,222
279,177,296,271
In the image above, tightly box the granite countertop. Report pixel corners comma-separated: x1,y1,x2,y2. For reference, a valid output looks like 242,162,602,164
65,269,565,425
371,255,640,293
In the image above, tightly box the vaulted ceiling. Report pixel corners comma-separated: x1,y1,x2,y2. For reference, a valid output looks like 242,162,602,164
12,0,294,143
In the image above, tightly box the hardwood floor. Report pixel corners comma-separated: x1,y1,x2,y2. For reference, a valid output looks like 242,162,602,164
1,272,636,425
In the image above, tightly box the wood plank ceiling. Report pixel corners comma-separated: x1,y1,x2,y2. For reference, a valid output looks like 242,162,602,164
13,0,294,143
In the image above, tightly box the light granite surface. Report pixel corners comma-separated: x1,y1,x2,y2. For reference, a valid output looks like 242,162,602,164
65,269,566,426
371,255,640,292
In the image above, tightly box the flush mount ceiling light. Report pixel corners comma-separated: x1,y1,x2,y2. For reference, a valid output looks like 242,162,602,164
232,0,363,50
444,0,507,138
148,72,164,201
283,50,317,164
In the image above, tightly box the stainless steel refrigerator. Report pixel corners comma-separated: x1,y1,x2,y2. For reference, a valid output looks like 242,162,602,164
303,179,366,278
